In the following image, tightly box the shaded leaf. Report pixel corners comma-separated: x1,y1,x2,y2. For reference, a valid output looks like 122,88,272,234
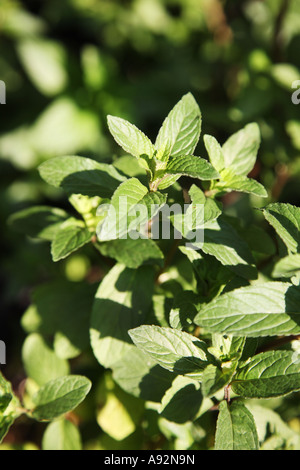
262,203,300,253
39,156,126,198
8,206,69,241
97,237,164,269
159,376,203,423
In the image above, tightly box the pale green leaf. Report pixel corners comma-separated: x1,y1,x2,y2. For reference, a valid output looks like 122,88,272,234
22,333,70,386
222,123,260,176
204,134,225,172
17,39,67,96
215,401,259,450
96,375,144,441
42,419,82,450
272,254,300,278
155,93,202,158
107,115,154,158
195,281,300,337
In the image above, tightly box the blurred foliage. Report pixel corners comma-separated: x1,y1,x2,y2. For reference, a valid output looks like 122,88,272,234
1,0,300,450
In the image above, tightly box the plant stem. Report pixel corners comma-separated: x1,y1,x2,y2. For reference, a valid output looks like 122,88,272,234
257,335,300,354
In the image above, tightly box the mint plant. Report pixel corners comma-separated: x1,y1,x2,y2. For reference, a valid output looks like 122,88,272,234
4,92,300,450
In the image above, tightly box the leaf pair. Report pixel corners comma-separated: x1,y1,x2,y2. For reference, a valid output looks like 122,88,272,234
108,93,219,188
205,125,267,198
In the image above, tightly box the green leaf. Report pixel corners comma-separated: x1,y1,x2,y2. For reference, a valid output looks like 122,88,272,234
184,184,222,227
173,211,255,281
262,203,300,253
201,363,237,398
222,123,261,176
107,115,154,158
8,206,70,241
112,347,175,402
0,375,21,443
129,325,212,379
211,334,246,362
157,174,181,190
204,134,225,172
218,168,267,197
195,281,300,337
32,375,91,421
179,247,238,300
165,155,220,181
169,291,201,330
0,414,14,444
224,217,276,256
200,217,257,280
42,419,82,450
98,178,166,241
232,350,300,398
155,93,202,158
97,237,164,268
96,375,144,441
22,333,70,386
17,39,67,96
39,156,126,198
215,401,259,450
159,376,203,424
0,373,13,413
272,254,300,278
90,264,154,368
97,178,148,241
51,221,93,261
